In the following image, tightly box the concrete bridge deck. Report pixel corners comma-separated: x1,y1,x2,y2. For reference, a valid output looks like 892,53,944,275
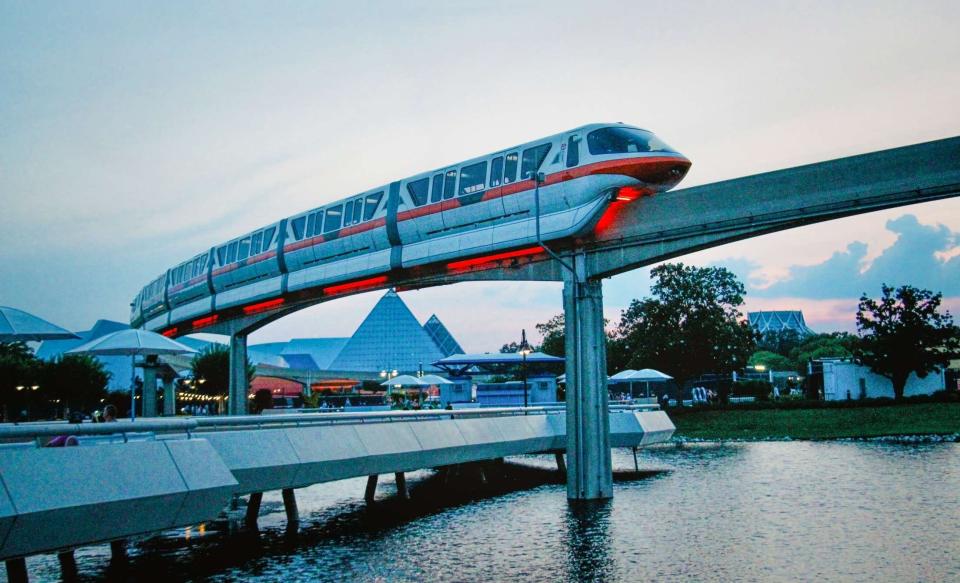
0,405,672,576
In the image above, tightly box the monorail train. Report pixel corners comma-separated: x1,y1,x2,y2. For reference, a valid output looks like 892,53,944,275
131,123,691,332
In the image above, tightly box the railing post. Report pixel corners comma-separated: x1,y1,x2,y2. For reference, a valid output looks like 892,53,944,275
563,253,612,501
162,377,176,416
228,333,248,416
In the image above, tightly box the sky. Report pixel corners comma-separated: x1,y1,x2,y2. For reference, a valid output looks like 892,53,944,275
1,1,958,352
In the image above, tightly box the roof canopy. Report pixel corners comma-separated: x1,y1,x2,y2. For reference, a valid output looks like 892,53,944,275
432,352,564,376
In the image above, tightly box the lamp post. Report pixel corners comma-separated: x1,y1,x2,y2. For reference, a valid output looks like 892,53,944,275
518,329,532,408
380,368,398,404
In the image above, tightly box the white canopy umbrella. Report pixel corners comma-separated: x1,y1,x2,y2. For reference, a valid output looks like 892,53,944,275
379,374,425,387
0,306,80,342
67,329,197,420
608,369,639,381
623,368,673,399
628,369,673,381
418,374,452,385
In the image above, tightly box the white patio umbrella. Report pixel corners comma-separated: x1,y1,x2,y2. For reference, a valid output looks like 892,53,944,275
418,374,452,385
626,369,673,398
0,306,80,342
67,329,197,421
379,374,425,387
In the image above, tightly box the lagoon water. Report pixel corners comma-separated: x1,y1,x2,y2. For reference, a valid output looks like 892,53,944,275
16,442,960,582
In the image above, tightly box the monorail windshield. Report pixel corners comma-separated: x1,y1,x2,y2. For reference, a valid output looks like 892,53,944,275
587,127,675,156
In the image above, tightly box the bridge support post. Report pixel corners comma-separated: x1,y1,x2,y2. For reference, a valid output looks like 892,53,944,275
563,255,612,501
162,377,176,416
5,558,27,583
141,360,158,418
245,492,263,528
364,475,378,503
228,333,248,416
281,488,299,525
57,550,77,580
394,472,409,499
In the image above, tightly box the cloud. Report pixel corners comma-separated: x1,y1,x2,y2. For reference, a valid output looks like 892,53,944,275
734,214,959,299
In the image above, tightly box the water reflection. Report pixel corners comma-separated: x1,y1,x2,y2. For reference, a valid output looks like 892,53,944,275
9,443,960,582
565,500,614,581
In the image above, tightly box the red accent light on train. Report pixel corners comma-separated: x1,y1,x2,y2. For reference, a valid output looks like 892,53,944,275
192,315,219,329
613,185,650,202
242,298,285,315
161,327,178,338
446,246,545,271
324,275,389,296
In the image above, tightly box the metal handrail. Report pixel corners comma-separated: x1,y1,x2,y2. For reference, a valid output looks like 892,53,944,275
0,404,661,441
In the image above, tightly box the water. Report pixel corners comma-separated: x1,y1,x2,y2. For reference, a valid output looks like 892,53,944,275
16,442,960,582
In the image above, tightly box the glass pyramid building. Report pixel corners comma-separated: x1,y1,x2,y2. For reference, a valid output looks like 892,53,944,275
423,314,465,357
326,289,455,373
748,310,815,336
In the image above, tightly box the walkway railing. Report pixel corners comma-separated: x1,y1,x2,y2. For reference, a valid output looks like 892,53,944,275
0,404,661,443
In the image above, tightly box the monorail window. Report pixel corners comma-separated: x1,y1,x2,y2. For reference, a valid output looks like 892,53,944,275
459,161,487,195
324,205,343,232
566,135,580,168
407,178,430,206
489,156,504,187
344,201,354,225
306,212,317,238
364,192,383,220
587,127,675,155
263,227,276,249
227,242,238,263
521,143,552,180
291,216,306,240
504,152,518,184
251,232,262,255
443,170,457,199
217,246,226,264
352,198,363,223
238,238,250,261
431,174,443,203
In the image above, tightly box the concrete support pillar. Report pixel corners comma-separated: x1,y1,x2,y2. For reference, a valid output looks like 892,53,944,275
555,452,567,477
5,558,27,583
163,377,176,416
245,492,263,528
563,255,612,501
394,472,409,499
281,488,299,525
141,363,158,418
57,550,77,581
109,540,126,562
228,333,248,416
364,475,379,504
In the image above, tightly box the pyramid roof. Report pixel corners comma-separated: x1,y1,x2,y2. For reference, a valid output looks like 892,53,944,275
281,338,349,370
327,289,446,373
423,314,465,357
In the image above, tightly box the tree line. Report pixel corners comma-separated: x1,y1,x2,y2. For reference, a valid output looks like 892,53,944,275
505,263,960,401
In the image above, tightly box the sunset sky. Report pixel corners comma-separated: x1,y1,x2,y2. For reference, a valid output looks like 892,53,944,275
2,1,958,351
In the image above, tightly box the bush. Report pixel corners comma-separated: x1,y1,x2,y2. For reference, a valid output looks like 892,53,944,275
733,380,772,401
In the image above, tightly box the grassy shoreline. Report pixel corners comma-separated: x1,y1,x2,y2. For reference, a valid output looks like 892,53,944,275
670,402,960,441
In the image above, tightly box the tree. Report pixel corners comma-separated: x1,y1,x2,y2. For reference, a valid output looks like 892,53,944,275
535,314,566,357
856,284,960,400
756,329,803,356
0,342,39,420
190,344,254,398
615,263,758,397
40,354,110,413
748,350,794,372
788,332,859,372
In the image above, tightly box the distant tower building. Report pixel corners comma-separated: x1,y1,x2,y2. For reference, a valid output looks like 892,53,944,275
748,311,815,336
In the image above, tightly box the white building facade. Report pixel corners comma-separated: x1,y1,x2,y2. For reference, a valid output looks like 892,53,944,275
822,360,945,400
